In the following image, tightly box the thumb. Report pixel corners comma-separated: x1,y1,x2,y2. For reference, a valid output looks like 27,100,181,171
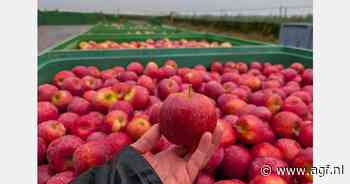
131,124,161,154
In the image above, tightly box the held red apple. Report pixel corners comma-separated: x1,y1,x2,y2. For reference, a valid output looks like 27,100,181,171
102,110,128,133
275,138,302,163
38,84,58,101
51,90,73,110
160,89,217,148
219,145,252,179
46,171,75,184
157,78,180,100
271,111,302,138
38,102,59,123
53,70,75,87
126,116,152,140
123,85,150,110
73,141,112,174
234,115,266,144
47,135,84,173
57,112,79,134
38,120,66,143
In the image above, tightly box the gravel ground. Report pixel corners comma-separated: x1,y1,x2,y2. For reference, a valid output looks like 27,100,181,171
38,25,91,53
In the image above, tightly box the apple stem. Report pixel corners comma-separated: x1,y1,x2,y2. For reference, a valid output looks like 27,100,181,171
188,85,193,98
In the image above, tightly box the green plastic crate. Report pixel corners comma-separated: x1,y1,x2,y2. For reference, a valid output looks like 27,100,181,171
38,46,312,84
46,33,270,52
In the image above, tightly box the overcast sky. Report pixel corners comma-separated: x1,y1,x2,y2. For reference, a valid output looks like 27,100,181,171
39,0,313,15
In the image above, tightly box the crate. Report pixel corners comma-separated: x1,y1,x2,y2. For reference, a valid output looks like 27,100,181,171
38,46,312,84
44,33,271,52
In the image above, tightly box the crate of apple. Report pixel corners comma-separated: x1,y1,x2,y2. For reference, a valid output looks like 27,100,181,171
38,60,313,184
79,39,233,50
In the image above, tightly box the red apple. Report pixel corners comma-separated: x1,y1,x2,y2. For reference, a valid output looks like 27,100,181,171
250,142,283,159
81,76,103,91
211,61,223,74
46,171,74,184
160,89,217,148
93,87,118,111
86,131,107,142
221,72,240,84
102,110,128,133
124,85,150,110
291,63,305,73
234,115,266,144
290,91,312,104
298,124,313,147
87,66,101,78
82,90,97,103
250,62,263,70
292,147,313,183
249,175,287,184
51,90,73,110
47,135,84,172
109,101,134,119
127,62,144,75
264,93,283,114
204,147,224,174
38,120,66,143
67,97,91,115
38,165,52,184
126,116,151,140
182,69,203,89
239,74,261,91
275,138,302,163
38,102,59,123
144,62,159,78
38,137,47,165
204,81,225,100
117,71,138,82
71,112,102,139
157,78,180,100
103,78,119,87
164,59,177,68
220,98,247,115
62,77,83,95
223,115,239,126
137,75,155,93
151,136,172,154
219,145,252,179
195,172,215,184
218,119,236,147
271,111,302,138
101,69,117,80
248,157,291,182
302,69,313,85
105,132,133,155
53,70,75,87
38,84,59,101
72,65,89,78
283,96,308,118
57,112,79,134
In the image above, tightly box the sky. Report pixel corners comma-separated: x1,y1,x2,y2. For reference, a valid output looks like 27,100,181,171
39,0,313,15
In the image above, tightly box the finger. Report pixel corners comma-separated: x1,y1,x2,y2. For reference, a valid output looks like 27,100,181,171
168,145,188,157
212,122,224,148
131,124,161,154
186,132,212,182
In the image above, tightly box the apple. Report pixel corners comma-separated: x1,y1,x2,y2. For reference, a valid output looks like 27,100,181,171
217,119,236,147
62,77,83,95
283,96,308,118
223,115,239,126
239,74,261,91
204,147,224,174
250,106,272,121
290,63,305,73
112,66,125,74
71,112,102,139
302,69,313,85
38,137,47,165
221,98,247,115
182,69,203,89
159,65,176,78
93,87,118,111
164,59,177,68
248,157,291,183
103,78,119,87
271,111,302,138
137,75,155,93
72,65,89,78
249,175,287,184
169,75,182,85
109,101,134,119
290,91,312,104
157,78,180,100
250,62,263,70
73,141,112,174
298,124,313,147
219,145,252,179
100,69,117,80
127,62,144,75
148,103,162,124
264,93,283,114
236,62,248,73
82,90,97,103
234,115,266,144
47,135,84,172
275,138,302,163
221,72,240,84
210,61,223,74
51,90,73,110
38,102,59,123
102,110,128,133
250,142,283,159
144,62,159,78
46,171,74,184
117,71,138,82
57,112,79,134
105,132,133,155
160,89,217,148
126,116,152,140
38,120,66,143
81,76,103,91
292,147,313,183
67,97,91,115
38,165,52,184
204,81,225,100
38,84,58,101
123,85,150,110
53,70,75,87
195,172,215,184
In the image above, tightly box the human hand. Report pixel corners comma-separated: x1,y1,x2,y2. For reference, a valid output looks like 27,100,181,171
131,124,223,184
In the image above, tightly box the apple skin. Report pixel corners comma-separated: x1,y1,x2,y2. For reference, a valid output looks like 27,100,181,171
71,112,103,140
62,77,83,96
204,81,225,100
210,61,224,74
103,78,119,88
47,135,84,173
275,138,302,163
38,120,66,144
239,74,262,91
151,136,172,154
194,172,215,184
124,85,150,110
38,84,59,101
38,102,59,124
144,62,159,78
234,115,266,145
221,98,247,115
53,70,75,87
250,106,272,121
298,124,313,147
67,97,91,115
109,101,134,119
164,59,177,69
73,141,112,175
282,68,298,81
112,82,132,99
83,90,97,104
250,61,263,71
87,66,101,78
264,93,283,114
159,65,177,78
51,90,73,110
236,62,248,73
38,137,47,165
282,96,308,118
223,115,239,126
57,112,79,134
102,110,129,133
105,132,133,155
127,62,144,75
204,147,224,174
271,111,302,138
182,69,203,89
248,157,292,183
291,63,305,73
290,91,312,105
117,71,138,82
250,142,283,159
93,87,118,112
221,72,240,84
101,69,117,80
86,131,107,142
126,116,152,141
249,175,288,184
137,75,156,93
72,65,89,78
148,103,162,125
157,79,180,100
215,179,246,184
160,90,217,148
217,119,236,147
46,171,75,184
292,147,313,183
219,145,252,179
302,69,313,85
38,165,52,184
81,76,103,91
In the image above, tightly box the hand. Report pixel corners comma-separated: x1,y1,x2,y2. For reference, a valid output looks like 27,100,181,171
131,124,223,184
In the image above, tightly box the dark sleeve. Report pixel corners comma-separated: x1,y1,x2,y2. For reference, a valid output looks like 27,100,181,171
71,146,163,184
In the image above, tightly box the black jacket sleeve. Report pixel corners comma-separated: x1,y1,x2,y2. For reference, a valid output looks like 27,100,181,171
71,146,163,184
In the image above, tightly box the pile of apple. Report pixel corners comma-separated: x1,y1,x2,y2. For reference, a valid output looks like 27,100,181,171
37,60,313,184
79,39,233,50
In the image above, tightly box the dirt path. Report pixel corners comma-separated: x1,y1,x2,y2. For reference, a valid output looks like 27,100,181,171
38,25,91,53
